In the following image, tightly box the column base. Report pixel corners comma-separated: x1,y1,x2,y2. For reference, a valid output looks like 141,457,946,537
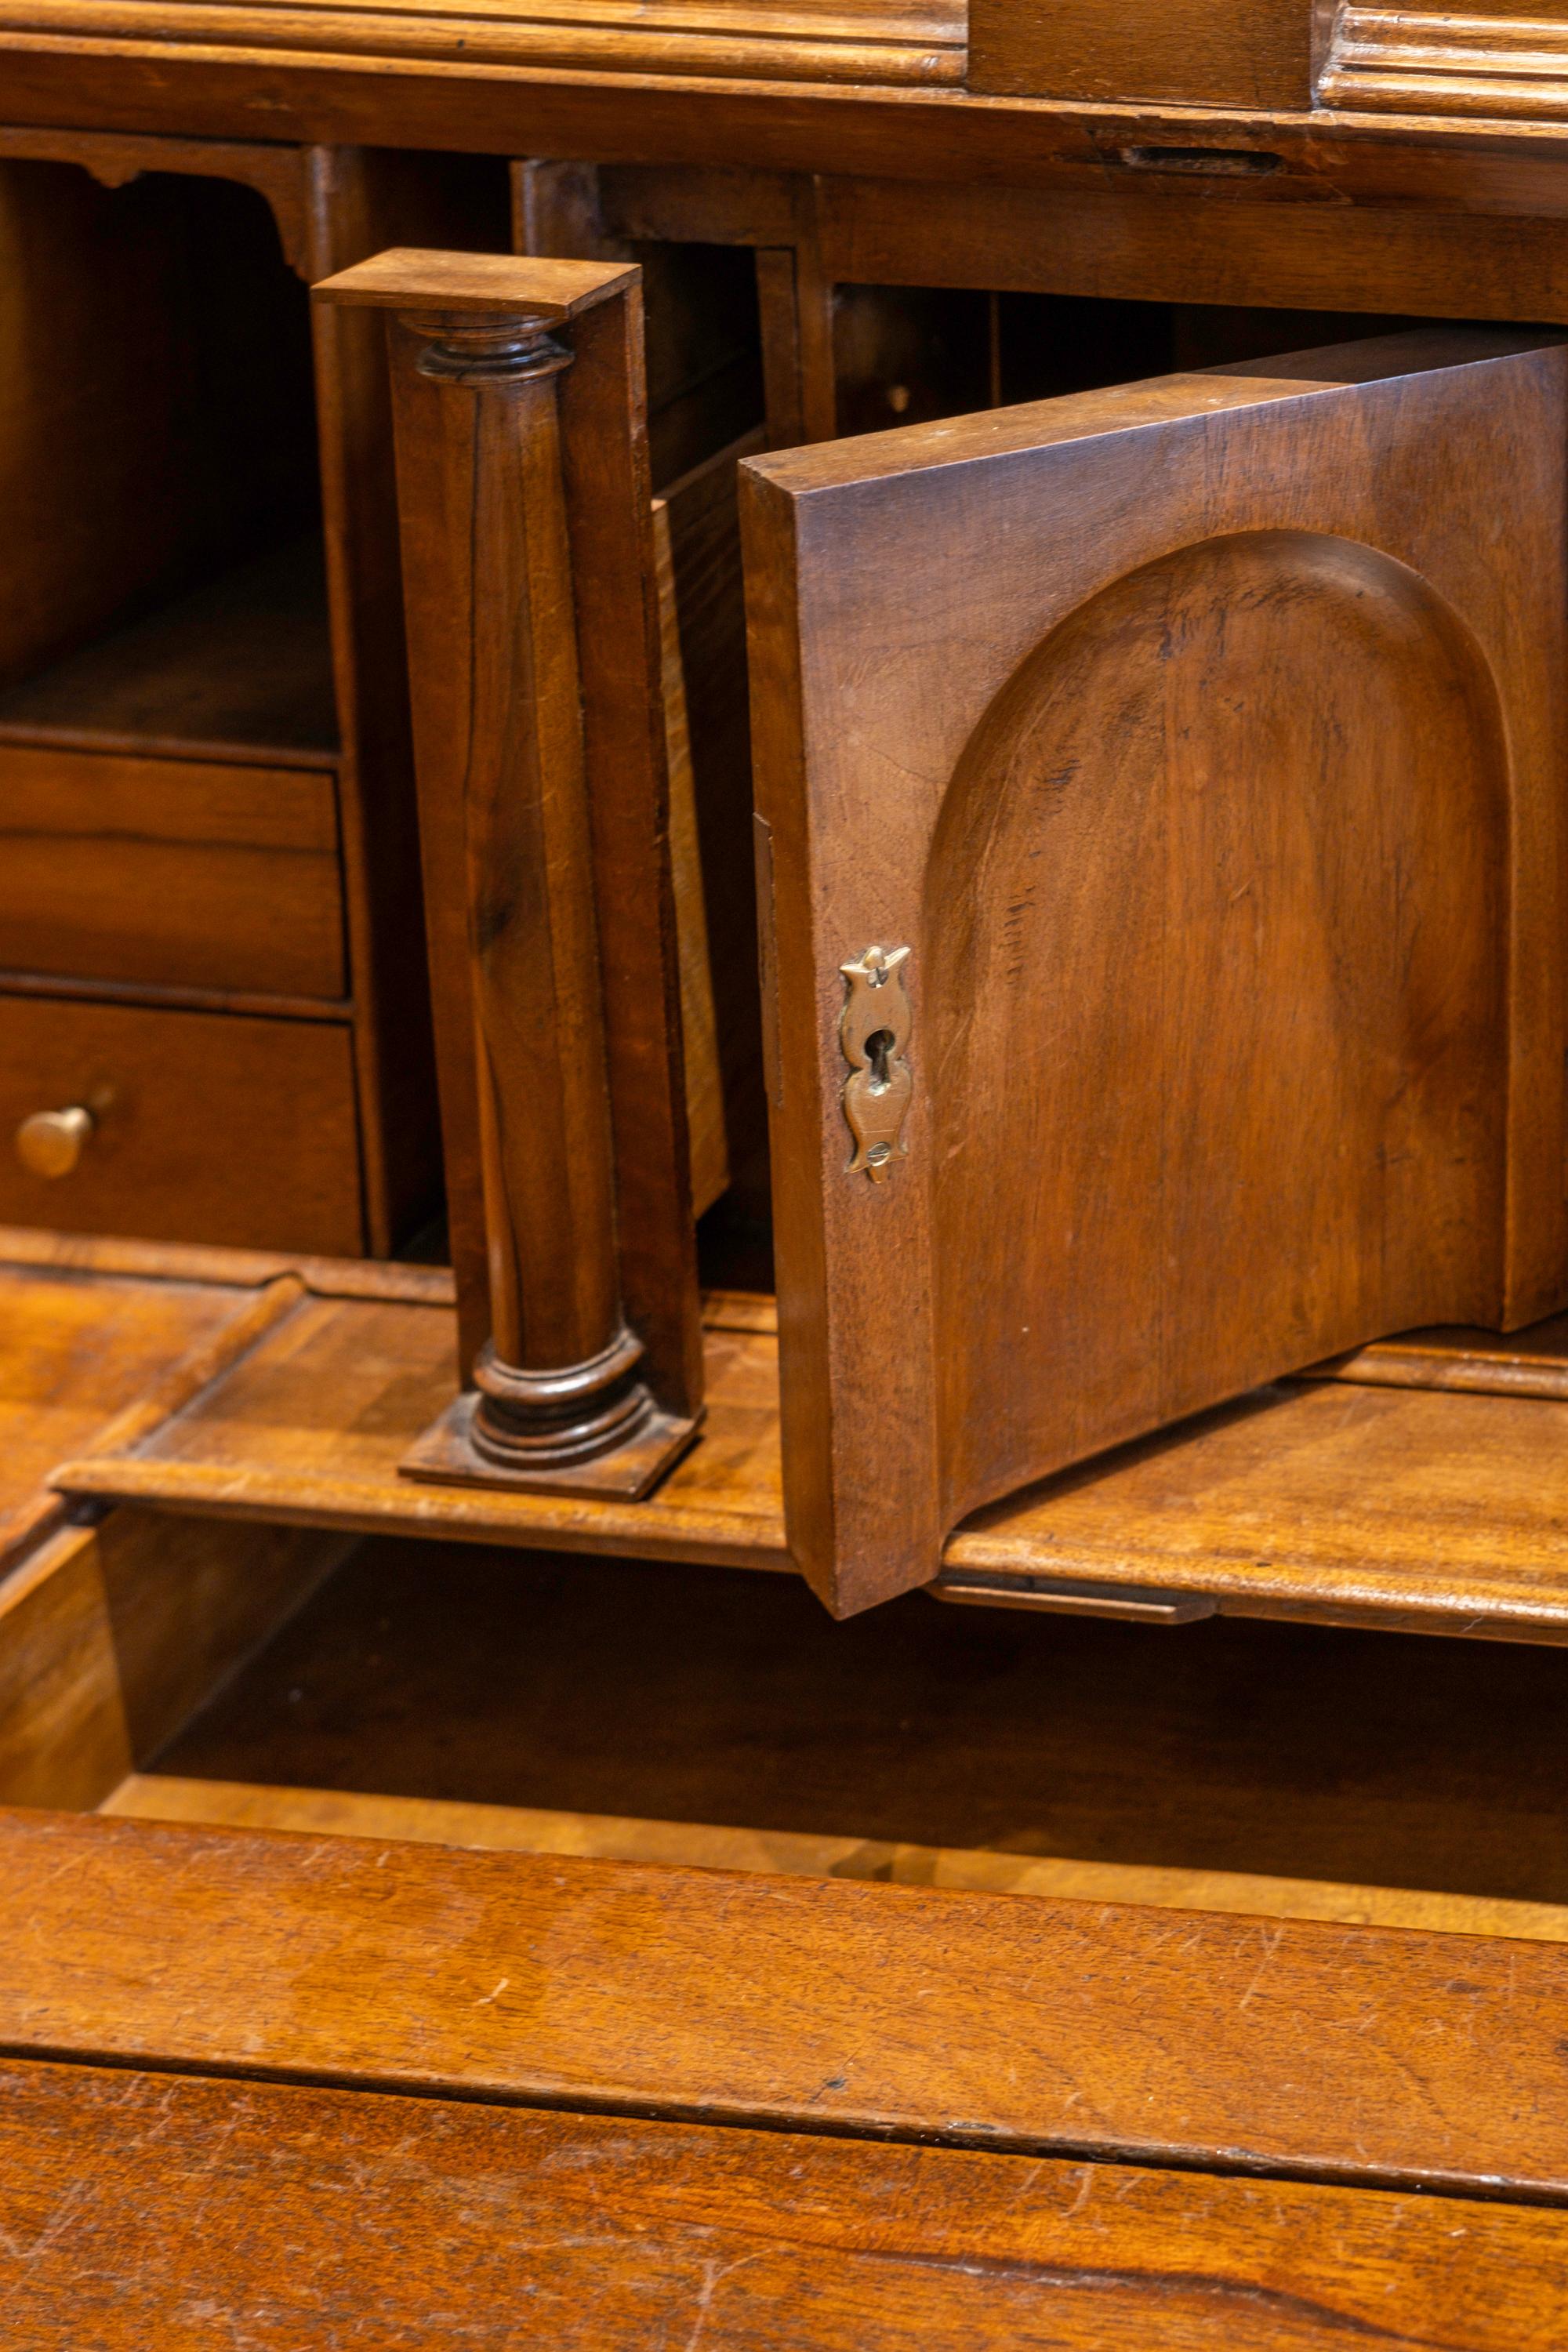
400,1387,702,1501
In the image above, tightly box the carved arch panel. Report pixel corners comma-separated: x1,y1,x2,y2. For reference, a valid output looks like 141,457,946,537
925,526,1510,1526
746,330,1568,1612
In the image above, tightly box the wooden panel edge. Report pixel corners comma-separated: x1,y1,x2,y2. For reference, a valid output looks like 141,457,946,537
5,1806,1568,2198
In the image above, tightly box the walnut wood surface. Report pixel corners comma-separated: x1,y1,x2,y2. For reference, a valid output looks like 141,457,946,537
0,1260,258,1571
7,1805,1568,2197
0,1224,455,1300
3,2056,1566,2350
0,996,363,1254
1316,1316,1568,1399
654,494,728,1217
103,1771,1568,1943
0,161,318,702
322,249,703,1432
1323,4,1568,120
970,0,1310,109
0,743,344,1001
0,534,338,761
0,1517,349,1812
746,330,1568,1612
0,0,966,87
0,121,317,272
46,1283,1568,1638
25,34,1568,201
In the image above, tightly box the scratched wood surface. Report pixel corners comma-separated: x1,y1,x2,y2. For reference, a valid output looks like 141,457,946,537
0,1258,277,1574
7,1807,1568,2197
3,2056,1566,2350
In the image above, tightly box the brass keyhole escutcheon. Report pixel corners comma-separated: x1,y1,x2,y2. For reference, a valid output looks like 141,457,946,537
16,1105,95,1179
840,946,913,1181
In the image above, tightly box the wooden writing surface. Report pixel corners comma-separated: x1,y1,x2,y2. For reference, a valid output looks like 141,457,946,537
2,2056,1565,2350
743,332,1568,1611
9,1808,1568,2200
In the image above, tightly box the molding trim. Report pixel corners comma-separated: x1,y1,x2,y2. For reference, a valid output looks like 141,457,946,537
0,0,964,86
1319,5,1568,118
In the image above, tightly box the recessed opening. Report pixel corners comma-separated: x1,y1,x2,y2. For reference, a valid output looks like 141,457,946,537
1119,144,1284,176
108,1534,1568,1936
0,162,332,764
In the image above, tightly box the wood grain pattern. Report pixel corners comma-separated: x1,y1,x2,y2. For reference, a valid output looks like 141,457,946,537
321,250,703,1460
59,1292,789,1565
132,1531,1568,1907
661,431,772,1218
0,742,344,1000
1322,5,1568,119
8,1806,1568,2198
809,179,1568,322
745,330,1568,1611
48,1284,1568,1639
24,38,1568,216
1314,1315,1568,1398
0,1224,455,1300
103,1770,1568,1943
0,122,315,272
654,495,728,1217
3,2056,1566,2350
0,161,320,703
0,1258,261,1571
970,0,1310,109
0,1516,349,1810
0,995,364,1254
0,0,966,85
0,533,338,764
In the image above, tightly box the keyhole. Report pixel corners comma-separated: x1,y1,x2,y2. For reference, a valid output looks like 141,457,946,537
865,1029,895,1091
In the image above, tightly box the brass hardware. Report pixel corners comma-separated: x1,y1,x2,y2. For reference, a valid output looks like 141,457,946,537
16,1105,94,1179
931,1570,1216,1624
840,943,913,1181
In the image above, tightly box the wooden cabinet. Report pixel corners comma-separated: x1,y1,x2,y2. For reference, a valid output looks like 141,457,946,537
347,254,1568,1613
0,142,515,1258
13,20,1568,2339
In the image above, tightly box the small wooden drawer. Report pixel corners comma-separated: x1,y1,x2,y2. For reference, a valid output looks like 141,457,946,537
0,742,346,1000
0,993,363,1253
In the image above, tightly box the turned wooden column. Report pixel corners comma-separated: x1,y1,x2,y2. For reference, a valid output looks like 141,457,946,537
315,251,702,1497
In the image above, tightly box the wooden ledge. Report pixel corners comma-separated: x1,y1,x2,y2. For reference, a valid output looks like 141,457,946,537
7,2054,1566,2346
12,1237,1568,1638
0,0,966,87
39,1273,1568,1638
102,1769,1568,1943
6,1805,1568,2198
1322,7,1568,121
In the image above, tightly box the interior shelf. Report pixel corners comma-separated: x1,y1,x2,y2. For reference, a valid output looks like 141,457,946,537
34,1246,1568,1644
0,534,338,767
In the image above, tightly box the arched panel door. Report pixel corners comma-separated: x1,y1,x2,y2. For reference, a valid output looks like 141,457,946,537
742,331,1568,1615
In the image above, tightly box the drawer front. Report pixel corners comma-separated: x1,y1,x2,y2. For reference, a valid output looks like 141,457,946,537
0,743,345,1000
1,995,363,1254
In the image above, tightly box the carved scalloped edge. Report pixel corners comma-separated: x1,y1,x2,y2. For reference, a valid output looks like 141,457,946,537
1319,5,1568,118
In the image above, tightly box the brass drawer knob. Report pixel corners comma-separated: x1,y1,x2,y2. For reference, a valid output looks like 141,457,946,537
16,1105,95,1178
